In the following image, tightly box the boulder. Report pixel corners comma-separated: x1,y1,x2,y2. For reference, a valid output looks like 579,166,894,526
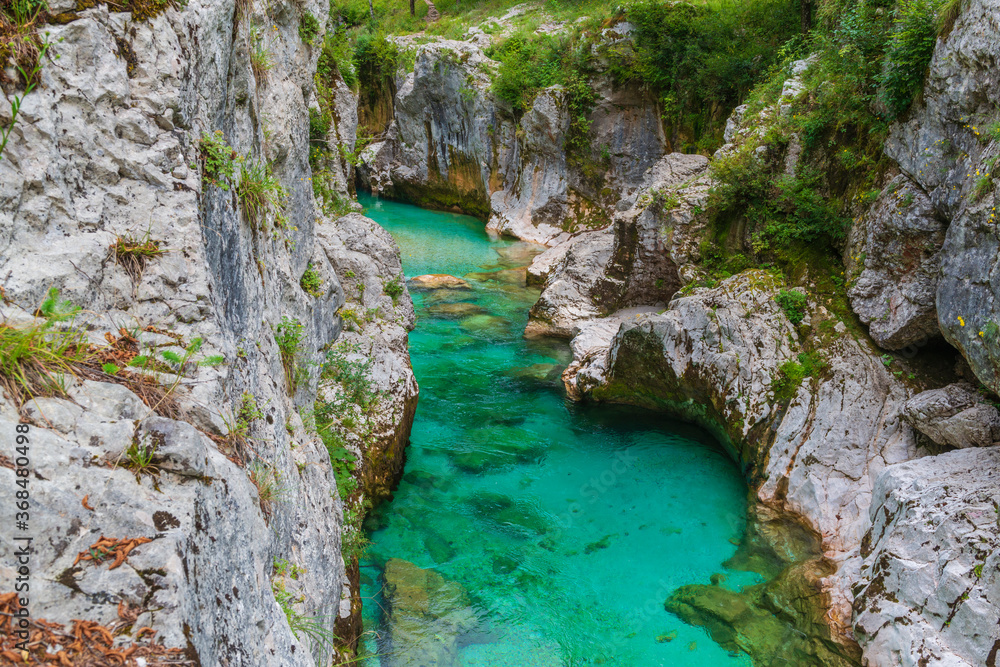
901,383,1000,449
884,0,1000,391
846,175,946,349
409,274,472,289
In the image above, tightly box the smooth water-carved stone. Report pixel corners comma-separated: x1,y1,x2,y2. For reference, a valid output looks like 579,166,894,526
409,274,472,289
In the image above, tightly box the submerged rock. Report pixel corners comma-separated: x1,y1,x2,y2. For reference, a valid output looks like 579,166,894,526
459,313,510,334
494,242,546,266
508,362,563,383
426,302,488,318
409,274,472,289
465,267,528,287
666,577,857,667
382,559,477,666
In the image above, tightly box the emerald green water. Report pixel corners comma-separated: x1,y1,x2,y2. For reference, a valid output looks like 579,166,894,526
358,194,757,666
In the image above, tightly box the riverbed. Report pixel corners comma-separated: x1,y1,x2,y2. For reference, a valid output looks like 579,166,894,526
357,194,757,666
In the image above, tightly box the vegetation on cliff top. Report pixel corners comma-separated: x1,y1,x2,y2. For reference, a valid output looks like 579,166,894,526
697,0,948,304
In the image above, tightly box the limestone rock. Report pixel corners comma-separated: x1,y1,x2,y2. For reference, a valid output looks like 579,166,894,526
855,447,1000,667
846,175,946,350
0,0,415,663
317,213,419,502
566,269,919,653
358,37,670,245
901,383,1000,449
526,153,710,337
883,0,1000,391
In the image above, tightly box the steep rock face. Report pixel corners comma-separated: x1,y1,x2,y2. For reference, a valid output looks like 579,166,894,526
566,270,919,661
884,0,1000,390
357,37,668,245
525,152,710,337
317,212,419,501
855,447,1000,667
0,1,413,664
384,40,498,220
845,174,946,350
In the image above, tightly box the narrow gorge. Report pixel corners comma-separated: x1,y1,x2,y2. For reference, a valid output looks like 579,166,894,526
1,0,998,665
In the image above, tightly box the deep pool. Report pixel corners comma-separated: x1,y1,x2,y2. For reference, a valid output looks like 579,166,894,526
358,194,757,666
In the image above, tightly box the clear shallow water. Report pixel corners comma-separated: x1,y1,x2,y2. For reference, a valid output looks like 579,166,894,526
358,194,757,667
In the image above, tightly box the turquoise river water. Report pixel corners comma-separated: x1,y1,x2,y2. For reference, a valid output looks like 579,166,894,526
357,194,758,666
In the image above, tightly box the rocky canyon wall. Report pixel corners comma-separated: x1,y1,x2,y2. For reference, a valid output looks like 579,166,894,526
0,0,414,664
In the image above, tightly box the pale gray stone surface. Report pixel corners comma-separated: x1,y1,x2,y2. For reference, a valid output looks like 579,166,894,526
902,383,1000,449
0,1,414,664
855,447,1000,667
846,175,946,350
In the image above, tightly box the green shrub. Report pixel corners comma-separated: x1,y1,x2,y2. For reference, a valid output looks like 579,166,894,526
489,31,567,115
298,10,321,45
300,263,323,297
619,0,799,149
878,0,940,119
308,107,330,149
776,289,808,324
355,30,408,113
772,352,825,402
317,26,357,87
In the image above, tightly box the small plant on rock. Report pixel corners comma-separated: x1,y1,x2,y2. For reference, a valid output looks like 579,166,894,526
271,575,337,649
776,289,808,325
249,23,273,85
298,10,320,45
274,316,306,391
0,28,54,162
249,459,285,519
383,274,404,303
300,263,323,297
111,231,165,284
0,289,91,404
199,131,239,190
237,160,287,231
122,435,159,478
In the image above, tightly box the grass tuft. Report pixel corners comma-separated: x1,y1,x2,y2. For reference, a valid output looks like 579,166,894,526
110,232,165,284
237,160,287,231
0,289,91,405
249,23,273,85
